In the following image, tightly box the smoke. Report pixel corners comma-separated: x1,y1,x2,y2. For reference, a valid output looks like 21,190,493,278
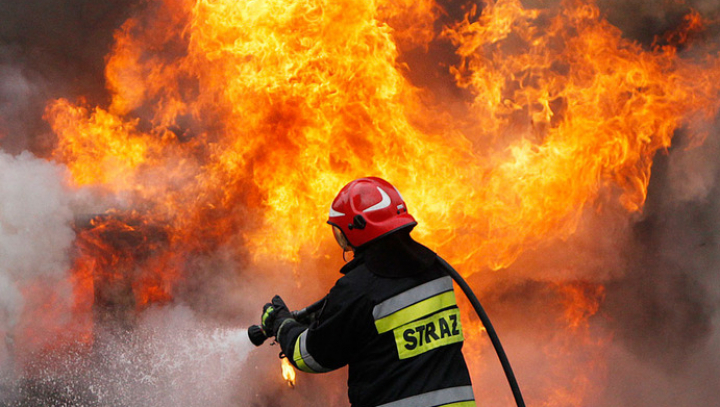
0,0,143,153
596,119,720,405
0,150,75,372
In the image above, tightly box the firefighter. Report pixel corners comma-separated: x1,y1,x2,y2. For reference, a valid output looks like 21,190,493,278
260,177,476,407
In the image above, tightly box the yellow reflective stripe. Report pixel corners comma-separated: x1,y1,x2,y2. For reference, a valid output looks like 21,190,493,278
375,291,457,333
292,330,331,373
442,401,476,407
292,331,315,373
262,306,274,326
394,307,464,359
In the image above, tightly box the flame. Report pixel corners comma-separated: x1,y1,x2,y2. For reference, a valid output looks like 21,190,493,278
441,0,720,269
281,357,297,388
556,282,605,331
22,0,720,404
44,0,720,272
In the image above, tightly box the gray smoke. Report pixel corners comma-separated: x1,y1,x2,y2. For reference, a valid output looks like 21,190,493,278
598,0,720,46
596,122,720,405
0,0,142,153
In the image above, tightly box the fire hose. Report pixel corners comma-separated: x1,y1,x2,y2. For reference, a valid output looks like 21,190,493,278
248,258,525,407
437,257,526,407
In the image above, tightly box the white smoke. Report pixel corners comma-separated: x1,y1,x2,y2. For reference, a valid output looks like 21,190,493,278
0,150,76,367
0,150,74,278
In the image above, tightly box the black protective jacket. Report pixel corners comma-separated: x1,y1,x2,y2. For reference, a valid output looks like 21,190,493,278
277,231,475,407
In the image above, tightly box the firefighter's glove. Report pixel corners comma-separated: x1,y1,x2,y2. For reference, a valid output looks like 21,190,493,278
261,295,291,338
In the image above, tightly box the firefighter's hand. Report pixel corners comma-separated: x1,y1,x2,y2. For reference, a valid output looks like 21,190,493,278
261,295,291,337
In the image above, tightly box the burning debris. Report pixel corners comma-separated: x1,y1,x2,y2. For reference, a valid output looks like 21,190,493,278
1,0,720,406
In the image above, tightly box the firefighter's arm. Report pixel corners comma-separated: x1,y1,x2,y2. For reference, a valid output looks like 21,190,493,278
277,278,371,373
275,318,336,373
258,296,323,373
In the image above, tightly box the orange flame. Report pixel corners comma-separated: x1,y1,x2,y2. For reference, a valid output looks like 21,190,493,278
281,357,297,388
45,0,720,275
29,0,720,404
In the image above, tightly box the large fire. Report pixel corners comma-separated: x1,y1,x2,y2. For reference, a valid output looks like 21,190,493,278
3,0,720,405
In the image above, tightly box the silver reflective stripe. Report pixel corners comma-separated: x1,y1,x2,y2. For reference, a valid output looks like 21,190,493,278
372,276,454,320
298,330,332,373
375,386,475,407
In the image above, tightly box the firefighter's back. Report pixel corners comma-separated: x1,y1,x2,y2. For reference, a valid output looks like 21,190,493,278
317,249,475,407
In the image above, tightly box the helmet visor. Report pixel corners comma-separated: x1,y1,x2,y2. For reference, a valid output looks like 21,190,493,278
332,225,351,252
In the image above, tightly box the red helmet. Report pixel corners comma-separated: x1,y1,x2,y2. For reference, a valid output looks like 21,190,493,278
327,177,417,250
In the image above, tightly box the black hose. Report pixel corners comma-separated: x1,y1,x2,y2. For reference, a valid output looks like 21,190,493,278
437,257,526,407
